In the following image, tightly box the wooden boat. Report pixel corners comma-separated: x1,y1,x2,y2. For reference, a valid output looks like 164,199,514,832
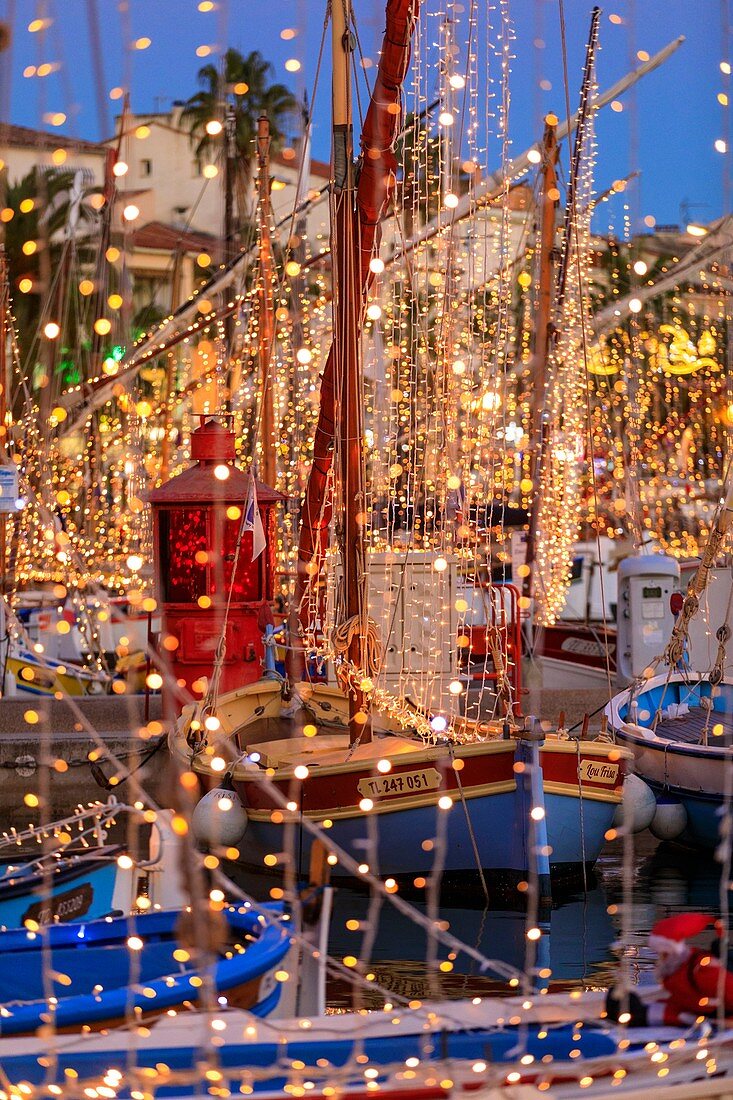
606,479,733,850
534,618,618,690
0,903,289,1035
183,678,627,891
0,845,122,930
15,588,159,669
165,0,629,900
5,643,108,696
607,670,733,850
3,992,733,1097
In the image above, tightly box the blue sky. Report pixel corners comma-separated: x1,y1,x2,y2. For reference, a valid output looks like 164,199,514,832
1,0,729,232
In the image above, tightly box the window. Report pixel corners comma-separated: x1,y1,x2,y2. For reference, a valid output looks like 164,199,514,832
140,158,152,177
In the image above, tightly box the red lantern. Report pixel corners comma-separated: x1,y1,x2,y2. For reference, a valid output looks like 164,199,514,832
149,418,283,713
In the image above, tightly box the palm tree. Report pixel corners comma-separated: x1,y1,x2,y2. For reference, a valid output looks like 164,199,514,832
5,167,99,374
180,49,296,220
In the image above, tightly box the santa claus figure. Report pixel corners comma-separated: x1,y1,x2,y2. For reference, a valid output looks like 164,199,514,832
607,913,733,1027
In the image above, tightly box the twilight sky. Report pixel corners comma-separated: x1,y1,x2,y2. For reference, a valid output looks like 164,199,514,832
0,0,729,233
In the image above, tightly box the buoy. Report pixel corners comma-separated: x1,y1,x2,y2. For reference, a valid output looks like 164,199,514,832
191,785,248,849
649,794,687,841
614,773,656,832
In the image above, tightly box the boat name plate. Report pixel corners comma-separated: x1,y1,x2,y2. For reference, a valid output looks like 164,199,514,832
579,760,620,785
357,768,442,800
561,637,615,658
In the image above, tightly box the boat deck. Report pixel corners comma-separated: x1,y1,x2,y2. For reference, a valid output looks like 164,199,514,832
654,708,733,747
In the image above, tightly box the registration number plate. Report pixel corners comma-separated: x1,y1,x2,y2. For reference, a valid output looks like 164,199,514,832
357,768,441,799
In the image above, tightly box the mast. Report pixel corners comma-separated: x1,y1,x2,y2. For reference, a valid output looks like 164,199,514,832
331,0,370,744
256,115,276,488
0,247,7,615
522,120,558,604
523,8,600,609
286,0,420,728
223,104,237,355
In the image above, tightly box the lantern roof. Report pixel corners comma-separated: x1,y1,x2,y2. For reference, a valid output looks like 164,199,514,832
148,418,285,505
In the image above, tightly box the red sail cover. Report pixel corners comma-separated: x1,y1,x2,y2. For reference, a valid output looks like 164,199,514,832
289,0,420,675
357,0,420,259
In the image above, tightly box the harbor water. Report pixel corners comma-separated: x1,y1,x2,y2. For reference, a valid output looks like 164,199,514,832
4,688,730,1011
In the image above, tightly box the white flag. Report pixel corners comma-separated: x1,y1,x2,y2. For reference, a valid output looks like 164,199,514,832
243,474,266,561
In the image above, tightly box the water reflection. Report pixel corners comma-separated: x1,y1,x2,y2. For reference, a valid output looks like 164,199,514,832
326,875,616,1008
20,767,728,1013
326,834,733,1008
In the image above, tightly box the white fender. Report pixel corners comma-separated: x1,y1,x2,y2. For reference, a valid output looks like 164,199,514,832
191,786,248,849
613,773,657,832
649,795,687,841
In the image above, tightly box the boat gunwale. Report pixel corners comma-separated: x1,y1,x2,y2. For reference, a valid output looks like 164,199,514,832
615,722,733,762
0,845,123,900
0,904,289,1035
608,671,733,761
191,734,630,783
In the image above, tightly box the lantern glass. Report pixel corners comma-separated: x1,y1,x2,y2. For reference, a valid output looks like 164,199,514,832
210,516,261,602
159,508,208,603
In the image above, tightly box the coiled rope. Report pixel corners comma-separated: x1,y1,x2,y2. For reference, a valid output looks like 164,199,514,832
331,614,381,680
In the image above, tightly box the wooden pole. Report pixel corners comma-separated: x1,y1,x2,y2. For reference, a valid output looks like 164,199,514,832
522,121,558,604
331,0,370,745
160,249,184,483
256,115,276,488
223,105,237,355
0,248,7,594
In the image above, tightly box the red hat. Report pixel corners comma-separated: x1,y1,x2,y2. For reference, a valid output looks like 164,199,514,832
650,913,722,956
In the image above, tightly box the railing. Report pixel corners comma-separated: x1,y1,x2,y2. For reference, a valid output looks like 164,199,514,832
459,581,523,715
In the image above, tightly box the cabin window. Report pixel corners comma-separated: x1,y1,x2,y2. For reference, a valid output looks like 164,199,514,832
140,158,152,177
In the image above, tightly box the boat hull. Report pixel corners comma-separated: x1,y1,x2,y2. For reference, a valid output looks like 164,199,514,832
233,739,624,884
0,997,617,1094
6,993,733,1098
534,622,616,690
0,849,121,929
6,650,105,697
633,774,722,849
0,904,289,1036
241,789,615,885
613,722,727,849
608,674,733,850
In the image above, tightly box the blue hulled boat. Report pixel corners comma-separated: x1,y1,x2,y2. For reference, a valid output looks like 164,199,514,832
0,844,122,929
607,671,733,850
3,993,733,1097
0,801,186,929
0,903,290,1034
